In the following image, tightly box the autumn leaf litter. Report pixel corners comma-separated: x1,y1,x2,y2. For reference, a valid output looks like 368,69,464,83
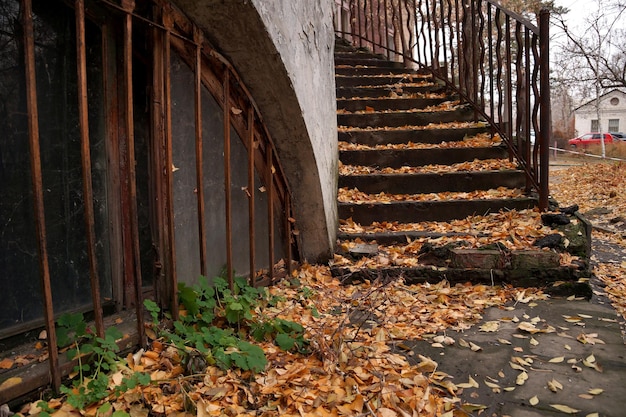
13,163,625,416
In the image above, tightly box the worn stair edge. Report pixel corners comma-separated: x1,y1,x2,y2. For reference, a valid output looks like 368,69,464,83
335,66,431,76
336,75,433,88
340,146,508,167
338,197,538,224
337,96,455,112
337,231,490,245
338,126,490,146
334,57,406,68
336,84,446,99
338,107,477,129
329,266,592,296
339,171,527,195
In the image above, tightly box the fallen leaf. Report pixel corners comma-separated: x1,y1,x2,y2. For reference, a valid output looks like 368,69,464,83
470,342,482,352
0,377,21,390
0,358,14,369
550,404,580,414
588,388,604,395
480,321,500,332
529,395,539,405
547,378,563,392
549,356,565,363
516,371,528,385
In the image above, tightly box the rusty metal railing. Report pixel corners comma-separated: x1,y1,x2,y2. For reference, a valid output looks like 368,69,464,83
2,0,295,401
334,0,550,210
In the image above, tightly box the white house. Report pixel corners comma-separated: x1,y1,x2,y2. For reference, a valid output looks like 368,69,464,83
573,89,626,135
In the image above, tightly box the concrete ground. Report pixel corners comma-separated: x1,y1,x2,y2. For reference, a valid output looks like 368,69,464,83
402,290,626,416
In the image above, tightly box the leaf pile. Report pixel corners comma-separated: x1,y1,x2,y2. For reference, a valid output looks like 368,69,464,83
339,158,518,176
550,161,626,319
338,132,502,150
336,100,460,115
337,91,448,100
17,266,547,417
338,186,525,204
338,120,488,132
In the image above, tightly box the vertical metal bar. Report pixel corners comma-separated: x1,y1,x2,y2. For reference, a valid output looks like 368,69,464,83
524,27,532,190
163,11,178,320
397,0,406,62
357,0,363,47
122,0,145,347
193,27,207,277
488,4,494,121
455,0,462,91
376,0,382,55
384,0,390,59
22,0,61,392
284,193,293,278
505,16,513,146
425,0,434,67
538,9,550,211
150,4,166,311
471,0,478,105
247,106,256,286
223,70,234,289
101,23,124,313
75,0,104,338
266,148,274,282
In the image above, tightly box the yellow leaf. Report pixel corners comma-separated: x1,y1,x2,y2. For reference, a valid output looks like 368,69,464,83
550,404,580,414
529,395,539,405
549,356,565,363
470,342,482,352
516,371,528,385
0,376,21,390
479,321,500,332
0,358,14,369
548,378,563,392
530,337,539,346
377,408,398,417
588,388,604,395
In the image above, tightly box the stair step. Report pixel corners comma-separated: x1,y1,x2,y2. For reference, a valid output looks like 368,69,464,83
338,197,538,224
340,146,509,167
337,84,446,99
338,125,490,146
337,96,454,112
334,51,387,60
339,171,526,194
335,66,429,76
336,230,489,245
336,74,432,88
334,56,406,68
338,106,476,129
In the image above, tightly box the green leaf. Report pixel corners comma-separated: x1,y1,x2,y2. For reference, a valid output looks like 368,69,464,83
275,333,296,351
97,402,112,415
178,283,199,316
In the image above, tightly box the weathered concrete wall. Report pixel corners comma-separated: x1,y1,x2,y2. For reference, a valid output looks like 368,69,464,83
173,0,338,263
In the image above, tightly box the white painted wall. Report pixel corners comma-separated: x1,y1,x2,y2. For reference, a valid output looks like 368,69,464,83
574,90,626,136
173,0,338,262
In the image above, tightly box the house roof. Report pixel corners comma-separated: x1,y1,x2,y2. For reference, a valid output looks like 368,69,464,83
574,88,626,112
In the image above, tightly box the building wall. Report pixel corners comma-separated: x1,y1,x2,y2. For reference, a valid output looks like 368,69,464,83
574,90,626,136
173,0,338,263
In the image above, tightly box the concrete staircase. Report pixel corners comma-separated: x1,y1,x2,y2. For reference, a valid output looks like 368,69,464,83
332,39,590,292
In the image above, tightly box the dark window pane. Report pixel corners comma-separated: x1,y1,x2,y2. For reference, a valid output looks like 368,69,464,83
170,52,202,283
0,0,112,335
0,0,41,331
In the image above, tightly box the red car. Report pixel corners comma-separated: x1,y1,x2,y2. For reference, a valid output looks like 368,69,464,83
568,133,613,148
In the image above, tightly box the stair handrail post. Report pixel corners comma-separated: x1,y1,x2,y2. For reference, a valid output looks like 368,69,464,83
539,8,550,211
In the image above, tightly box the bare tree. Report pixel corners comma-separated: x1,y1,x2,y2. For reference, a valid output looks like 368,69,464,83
552,0,626,156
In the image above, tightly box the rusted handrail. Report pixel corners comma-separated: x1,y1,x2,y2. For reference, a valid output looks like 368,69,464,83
334,0,550,210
